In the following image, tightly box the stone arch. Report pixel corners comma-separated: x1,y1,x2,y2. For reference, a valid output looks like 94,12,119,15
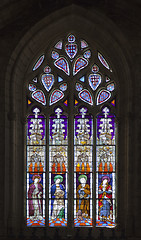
5,4,134,239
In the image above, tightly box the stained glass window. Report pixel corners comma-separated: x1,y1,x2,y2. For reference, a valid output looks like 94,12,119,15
49,108,68,226
26,108,46,226
41,74,54,92
31,90,46,105
74,108,93,226
73,57,88,75
98,52,110,70
59,83,67,91
78,89,93,105
33,55,45,71
88,74,101,91
50,89,64,105
65,35,77,59
26,33,117,228
96,107,116,228
54,57,70,75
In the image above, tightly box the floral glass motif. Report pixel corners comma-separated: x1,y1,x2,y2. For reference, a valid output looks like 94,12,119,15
73,57,88,75
49,108,68,227
27,108,46,226
44,66,51,73
32,90,46,106
68,34,75,43
33,55,45,71
78,89,93,105
55,41,63,50
88,74,101,91
59,83,67,91
41,74,54,92
29,84,36,92
54,57,70,75
98,52,110,70
76,83,83,92
74,108,93,226
97,90,111,105
52,51,59,60
81,40,88,49
83,50,91,59
107,83,114,92
96,107,116,228
50,89,64,105
92,64,99,73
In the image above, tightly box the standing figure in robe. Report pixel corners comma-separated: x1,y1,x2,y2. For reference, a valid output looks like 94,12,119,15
51,175,66,219
28,175,43,220
98,175,112,221
76,174,91,219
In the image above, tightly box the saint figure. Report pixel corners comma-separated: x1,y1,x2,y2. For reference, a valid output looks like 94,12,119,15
76,174,91,219
28,175,43,220
98,175,112,221
51,175,66,219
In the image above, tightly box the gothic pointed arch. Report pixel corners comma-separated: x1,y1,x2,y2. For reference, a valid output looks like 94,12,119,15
5,4,132,239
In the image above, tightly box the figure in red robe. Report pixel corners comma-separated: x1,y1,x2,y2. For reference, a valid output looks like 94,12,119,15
28,175,43,220
98,175,113,221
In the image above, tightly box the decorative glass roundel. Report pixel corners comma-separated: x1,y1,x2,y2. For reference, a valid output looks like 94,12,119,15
76,83,83,92
29,84,36,92
54,57,70,75
32,90,46,105
107,83,114,91
59,83,67,91
44,66,51,73
65,43,77,59
68,34,75,43
41,74,54,92
55,40,63,49
50,89,64,105
81,40,88,49
78,89,93,105
73,57,88,75
97,89,111,105
83,50,91,59
88,74,101,91
92,64,99,73
33,55,45,71
98,52,110,70
52,51,59,59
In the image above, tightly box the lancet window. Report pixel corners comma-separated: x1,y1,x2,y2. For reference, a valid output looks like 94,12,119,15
26,34,117,228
